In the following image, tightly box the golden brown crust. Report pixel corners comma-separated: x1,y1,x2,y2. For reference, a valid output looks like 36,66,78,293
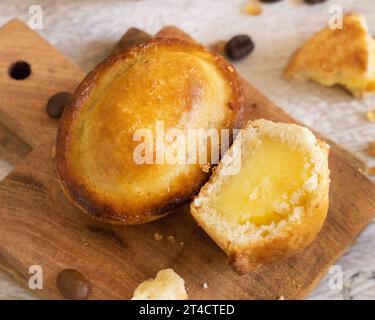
56,37,243,224
284,13,375,98
285,13,368,77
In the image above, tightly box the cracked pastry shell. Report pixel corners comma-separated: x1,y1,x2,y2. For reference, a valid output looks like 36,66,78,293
56,38,243,224
284,13,375,98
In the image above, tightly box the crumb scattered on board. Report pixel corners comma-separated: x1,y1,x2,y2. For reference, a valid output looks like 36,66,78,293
154,232,164,241
200,163,211,173
203,282,208,289
51,145,56,159
154,233,183,244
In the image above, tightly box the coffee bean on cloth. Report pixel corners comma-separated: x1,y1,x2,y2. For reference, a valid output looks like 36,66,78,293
225,35,255,60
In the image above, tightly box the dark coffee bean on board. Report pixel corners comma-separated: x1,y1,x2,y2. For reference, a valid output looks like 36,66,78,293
225,35,255,61
259,0,284,3
304,0,327,4
56,269,90,300
46,92,71,119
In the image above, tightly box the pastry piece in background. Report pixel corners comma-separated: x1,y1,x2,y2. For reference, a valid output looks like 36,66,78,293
191,119,330,274
56,38,243,224
111,27,151,55
284,13,375,98
131,269,188,300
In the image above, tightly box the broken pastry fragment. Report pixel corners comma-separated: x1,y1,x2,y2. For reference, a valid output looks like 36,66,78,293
131,269,188,300
191,119,330,274
284,13,375,98
243,3,263,16
56,38,243,224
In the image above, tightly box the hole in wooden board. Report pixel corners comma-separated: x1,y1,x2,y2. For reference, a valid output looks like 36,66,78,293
8,61,31,80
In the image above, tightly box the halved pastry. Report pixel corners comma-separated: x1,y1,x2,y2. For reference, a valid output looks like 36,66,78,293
191,119,330,274
56,38,242,224
284,13,375,98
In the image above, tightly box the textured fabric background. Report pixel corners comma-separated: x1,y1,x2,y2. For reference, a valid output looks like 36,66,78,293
0,0,374,300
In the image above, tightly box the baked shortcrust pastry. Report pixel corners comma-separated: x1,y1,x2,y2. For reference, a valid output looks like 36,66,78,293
56,38,242,224
191,119,330,274
284,13,375,98
132,269,188,300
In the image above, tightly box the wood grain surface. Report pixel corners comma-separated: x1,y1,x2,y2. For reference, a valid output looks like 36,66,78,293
0,19,375,300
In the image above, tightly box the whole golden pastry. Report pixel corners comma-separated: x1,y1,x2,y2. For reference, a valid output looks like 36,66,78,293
56,38,243,224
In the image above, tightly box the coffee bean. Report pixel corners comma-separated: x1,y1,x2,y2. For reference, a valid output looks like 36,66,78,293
56,269,90,300
225,35,255,61
304,0,327,4
46,92,71,119
259,0,284,3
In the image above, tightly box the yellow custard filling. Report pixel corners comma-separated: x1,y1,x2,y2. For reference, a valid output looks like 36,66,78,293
213,137,311,226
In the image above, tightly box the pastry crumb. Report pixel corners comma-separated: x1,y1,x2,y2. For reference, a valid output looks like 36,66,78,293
200,163,211,173
367,141,375,157
132,268,188,300
278,295,285,300
51,145,56,159
366,110,375,122
243,3,263,16
168,235,175,242
203,282,208,289
180,241,184,246
154,232,164,241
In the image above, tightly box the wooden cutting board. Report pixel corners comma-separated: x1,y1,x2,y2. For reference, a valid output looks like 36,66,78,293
0,19,375,300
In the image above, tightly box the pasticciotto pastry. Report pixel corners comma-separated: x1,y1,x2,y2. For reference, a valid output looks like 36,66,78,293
284,13,375,98
191,119,330,274
56,38,243,224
